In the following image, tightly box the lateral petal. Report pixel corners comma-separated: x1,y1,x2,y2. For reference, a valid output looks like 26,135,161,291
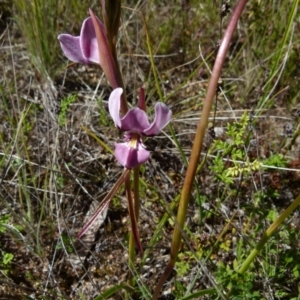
143,103,172,136
58,34,88,64
80,17,102,64
108,88,123,128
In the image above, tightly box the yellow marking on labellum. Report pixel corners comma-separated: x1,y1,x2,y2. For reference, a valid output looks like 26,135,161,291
129,134,139,148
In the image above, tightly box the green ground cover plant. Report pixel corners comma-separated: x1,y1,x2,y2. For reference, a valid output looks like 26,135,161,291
0,0,300,299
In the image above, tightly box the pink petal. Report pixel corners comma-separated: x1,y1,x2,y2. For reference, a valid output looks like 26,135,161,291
58,34,88,63
108,88,123,127
80,17,102,64
114,142,150,169
143,103,172,136
120,108,150,132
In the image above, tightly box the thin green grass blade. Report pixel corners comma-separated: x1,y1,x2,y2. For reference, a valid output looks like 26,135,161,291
179,288,216,300
257,0,299,110
238,192,300,275
143,18,163,102
93,283,135,300
81,126,114,154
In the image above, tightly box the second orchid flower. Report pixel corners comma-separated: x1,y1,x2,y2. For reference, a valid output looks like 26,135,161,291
108,88,172,169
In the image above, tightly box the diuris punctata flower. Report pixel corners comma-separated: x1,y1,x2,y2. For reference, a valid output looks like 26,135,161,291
58,17,104,64
58,10,120,90
108,88,172,169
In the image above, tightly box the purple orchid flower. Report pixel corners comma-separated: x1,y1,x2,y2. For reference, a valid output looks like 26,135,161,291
58,16,104,65
108,88,172,169
58,11,121,91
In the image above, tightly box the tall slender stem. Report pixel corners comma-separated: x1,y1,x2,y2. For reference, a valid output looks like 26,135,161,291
152,0,249,298
128,167,141,285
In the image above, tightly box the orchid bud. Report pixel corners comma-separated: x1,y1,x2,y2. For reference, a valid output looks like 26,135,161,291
89,8,120,89
138,87,146,112
101,0,121,50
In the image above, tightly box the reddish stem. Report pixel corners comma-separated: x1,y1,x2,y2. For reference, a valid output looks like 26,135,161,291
152,0,248,298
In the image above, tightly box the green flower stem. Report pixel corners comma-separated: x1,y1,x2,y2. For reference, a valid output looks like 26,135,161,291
238,193,300,274
128,167,141,286
125,174,143,253
152,1,248,298
128,216,135,286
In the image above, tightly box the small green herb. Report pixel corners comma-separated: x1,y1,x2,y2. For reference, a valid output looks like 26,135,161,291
58,94,77,126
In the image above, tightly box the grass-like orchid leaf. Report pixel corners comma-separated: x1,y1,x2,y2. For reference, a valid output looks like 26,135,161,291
77,169,131,239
